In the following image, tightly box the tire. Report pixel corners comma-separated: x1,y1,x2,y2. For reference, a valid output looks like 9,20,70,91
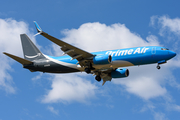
157,65,161,69
85,68,91,74
95,75,101,82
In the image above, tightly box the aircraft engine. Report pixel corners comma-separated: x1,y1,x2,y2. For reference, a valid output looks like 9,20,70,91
93,54,112,65
111,68,129,78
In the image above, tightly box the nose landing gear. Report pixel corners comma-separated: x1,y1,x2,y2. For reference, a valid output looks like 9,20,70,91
157,65,161,69
156,60,166,70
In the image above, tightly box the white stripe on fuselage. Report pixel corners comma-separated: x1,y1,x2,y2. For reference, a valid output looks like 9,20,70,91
43,54,84,71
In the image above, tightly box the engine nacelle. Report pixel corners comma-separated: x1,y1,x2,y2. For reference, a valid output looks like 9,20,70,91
93,54,112,65
111,68,129,78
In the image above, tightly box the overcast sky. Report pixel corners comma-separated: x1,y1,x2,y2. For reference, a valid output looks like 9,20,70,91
1,0,180,120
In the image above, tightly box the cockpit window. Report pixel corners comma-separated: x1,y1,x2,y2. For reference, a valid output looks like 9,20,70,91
161,48,169,50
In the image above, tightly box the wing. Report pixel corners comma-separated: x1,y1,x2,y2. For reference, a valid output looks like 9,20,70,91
34,21,116,86
34,21,94,66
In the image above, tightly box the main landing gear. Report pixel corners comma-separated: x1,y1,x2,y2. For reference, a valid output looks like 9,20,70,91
84,62,95,74
84,62,101,81
84,68,101,81
85,68,91,74
95,75,101,82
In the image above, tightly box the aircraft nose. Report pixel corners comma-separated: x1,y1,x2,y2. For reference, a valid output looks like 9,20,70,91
169,51,176,58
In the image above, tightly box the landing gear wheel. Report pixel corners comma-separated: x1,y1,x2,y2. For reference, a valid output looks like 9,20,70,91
95,75,101,82
85,68,91,74
157,65,161,69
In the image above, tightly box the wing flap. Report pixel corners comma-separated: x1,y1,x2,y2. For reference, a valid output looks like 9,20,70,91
3,52,33,65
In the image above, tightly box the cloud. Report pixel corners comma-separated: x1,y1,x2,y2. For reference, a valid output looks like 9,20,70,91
42,21,179,102
32,73,43,81
42,73,97,103
0,18,98,103
60,22,158,52
0,18,35,93
113,63,176,100
44,22,161,103
158,16,180,35
47,106,59,115
150,15,180,51
55,22,168,100
154,112,168,120
149,15,180,90
140,101,169,120
165,103,180,112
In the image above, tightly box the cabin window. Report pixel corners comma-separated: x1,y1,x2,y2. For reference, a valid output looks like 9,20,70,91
161,48,169,50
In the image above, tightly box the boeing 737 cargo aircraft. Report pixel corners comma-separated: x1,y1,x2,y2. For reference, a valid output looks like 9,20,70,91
3,22,176,85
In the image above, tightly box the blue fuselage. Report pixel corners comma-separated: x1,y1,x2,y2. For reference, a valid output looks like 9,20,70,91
26,46,176,73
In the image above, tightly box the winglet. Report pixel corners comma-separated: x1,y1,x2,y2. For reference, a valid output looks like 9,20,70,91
33,21,42,33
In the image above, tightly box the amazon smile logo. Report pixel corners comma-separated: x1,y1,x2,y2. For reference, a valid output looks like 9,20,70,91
25,53,41,58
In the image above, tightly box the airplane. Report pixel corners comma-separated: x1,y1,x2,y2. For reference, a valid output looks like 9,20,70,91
3,21,177,85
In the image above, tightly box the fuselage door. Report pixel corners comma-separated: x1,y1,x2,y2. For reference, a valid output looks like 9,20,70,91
151,47,156,58
152,47,156,54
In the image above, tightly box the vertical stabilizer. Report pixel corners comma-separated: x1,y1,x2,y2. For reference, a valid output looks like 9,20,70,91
20,34,45,61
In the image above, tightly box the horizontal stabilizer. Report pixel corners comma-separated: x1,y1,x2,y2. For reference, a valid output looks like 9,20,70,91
3,52,33,65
